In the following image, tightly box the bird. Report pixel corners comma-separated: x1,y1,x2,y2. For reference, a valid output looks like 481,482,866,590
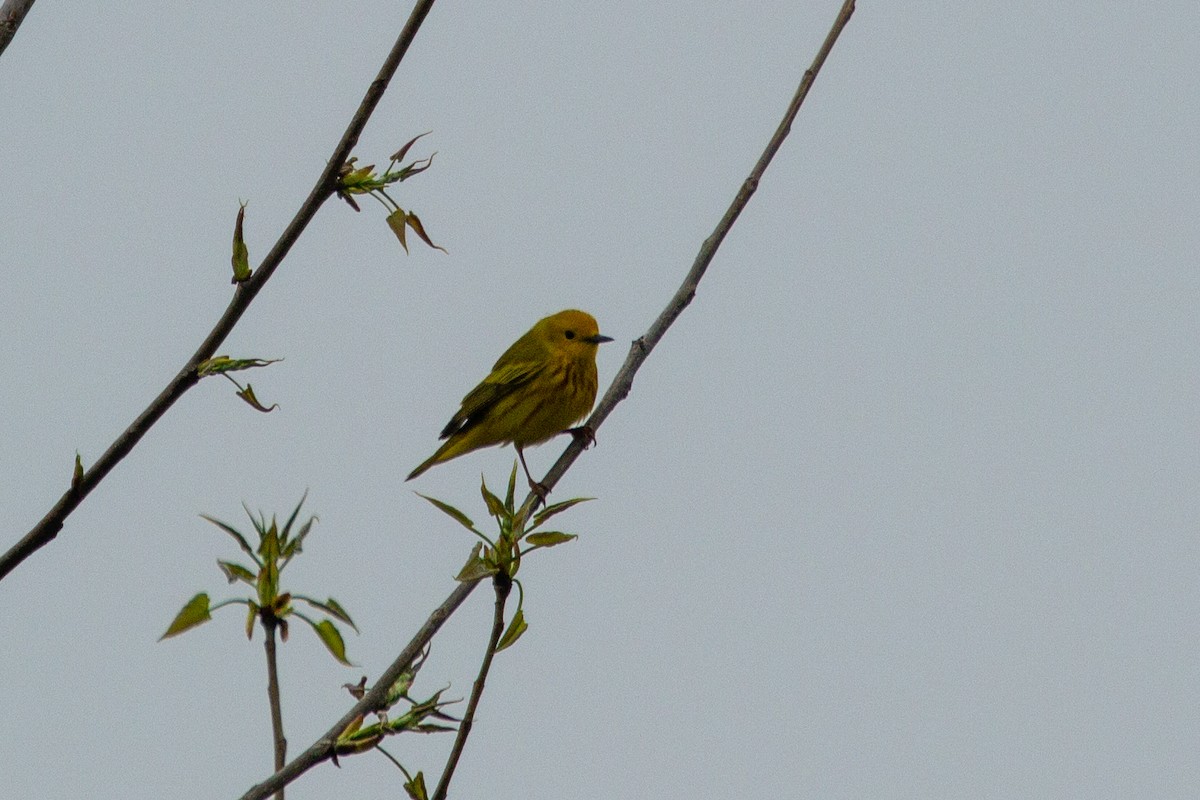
407,309,614,497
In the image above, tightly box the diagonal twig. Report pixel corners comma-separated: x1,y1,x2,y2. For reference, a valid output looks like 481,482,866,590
523,0,858,514
431,574,511,800
0,0,36,58
263,618,288,800
0,0,440,583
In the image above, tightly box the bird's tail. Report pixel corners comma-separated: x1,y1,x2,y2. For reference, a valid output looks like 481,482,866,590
406,435,472,481
406,453,440,481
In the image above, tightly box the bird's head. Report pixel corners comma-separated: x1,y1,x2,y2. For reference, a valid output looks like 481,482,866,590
537,309,614,357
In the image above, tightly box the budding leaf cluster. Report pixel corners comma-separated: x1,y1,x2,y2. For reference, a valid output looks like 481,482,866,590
196,355,282,413
419,463,590,651
329,651,458,787
335,688,457,754
336,132,447,254
160,494,357,667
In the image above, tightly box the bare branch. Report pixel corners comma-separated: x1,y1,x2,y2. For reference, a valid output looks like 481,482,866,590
0,0,35,58
0,0,440,582
431,575,511,800
263,619,287,800
533,0,857,505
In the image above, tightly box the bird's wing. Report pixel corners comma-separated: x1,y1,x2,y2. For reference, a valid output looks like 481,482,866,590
438,360,544,439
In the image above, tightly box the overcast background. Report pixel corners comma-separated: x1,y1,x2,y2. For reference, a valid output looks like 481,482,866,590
3,2,1199,798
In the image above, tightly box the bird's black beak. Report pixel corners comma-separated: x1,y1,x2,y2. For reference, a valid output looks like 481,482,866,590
586,333,614,344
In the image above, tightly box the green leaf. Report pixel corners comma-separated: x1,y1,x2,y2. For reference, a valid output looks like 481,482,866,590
196,355,281,377
384,670,416,707
322,597,356,631
306,617,353,665
231,201,251,283
335,725,382,754
404,211,447,253
455,543,496,582
338,161,377,193
294,595,358,633
200,514,259,562
385,689,455,733
279,494,312,560
333,712,373,752
256,551,279,607
504,461,518,510
382,154,435,185
532,497,594,529
417,494,478,533
393,153,434,182
258,519,280,561
280,531,304,561
389,131,431,165
246,602,258,639
160,593,212,640
495,608,527,652
387,208,409,253
340,713,365,737
217,560,256,585
236,383,278,413
480,475,506,519
524,531,578,549
255,522,278,604
404,771,429,800
71,452,84,490
456,556,497,583
279,493,306,539
292,513,317,546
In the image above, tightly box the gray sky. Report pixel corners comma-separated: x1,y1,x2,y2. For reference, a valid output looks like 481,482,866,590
3,2,1199,798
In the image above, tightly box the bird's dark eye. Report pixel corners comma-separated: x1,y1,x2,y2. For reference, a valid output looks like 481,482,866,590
565,330,576,340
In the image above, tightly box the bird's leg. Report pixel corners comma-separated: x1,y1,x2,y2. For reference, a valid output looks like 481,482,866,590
516,445,548,507
567,424,598,449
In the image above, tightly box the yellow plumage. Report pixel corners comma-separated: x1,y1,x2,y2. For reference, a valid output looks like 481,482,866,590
407,310,613,487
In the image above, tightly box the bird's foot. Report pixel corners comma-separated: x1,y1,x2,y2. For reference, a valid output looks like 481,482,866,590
527,479,549,507
567,425,598,449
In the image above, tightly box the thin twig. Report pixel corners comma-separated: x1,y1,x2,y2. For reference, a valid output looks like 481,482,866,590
263,618,287,800
0,0,439,583
241,2,857,796
237,578,480,800
0,0,36,58
527,0,858,511
432,575,511,800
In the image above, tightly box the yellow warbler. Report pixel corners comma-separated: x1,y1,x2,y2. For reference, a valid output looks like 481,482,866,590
407,309,613,492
